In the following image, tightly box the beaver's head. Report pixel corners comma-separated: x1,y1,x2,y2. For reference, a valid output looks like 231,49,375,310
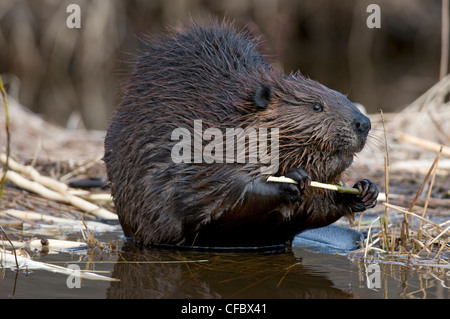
249,72,371,183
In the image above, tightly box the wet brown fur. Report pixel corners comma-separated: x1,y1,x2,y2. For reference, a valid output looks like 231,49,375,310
104,21,377,249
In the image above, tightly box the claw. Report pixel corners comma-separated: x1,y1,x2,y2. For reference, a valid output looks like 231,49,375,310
279,168,312,202
350,179,379,212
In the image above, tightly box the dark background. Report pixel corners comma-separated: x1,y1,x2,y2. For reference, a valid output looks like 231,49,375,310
0,0,445,130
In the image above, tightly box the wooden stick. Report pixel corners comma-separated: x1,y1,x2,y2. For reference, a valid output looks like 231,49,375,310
0,153,68,193
3,239,88,250
266,176,361,194
2,209,119,232
0,169,117,220
2,169,66,201
0,250,119,281
397,133,450,157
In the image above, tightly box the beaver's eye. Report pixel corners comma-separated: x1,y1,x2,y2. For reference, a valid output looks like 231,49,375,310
312,104,323,112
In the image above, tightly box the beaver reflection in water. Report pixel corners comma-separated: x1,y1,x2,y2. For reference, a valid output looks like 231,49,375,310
104,21,379,250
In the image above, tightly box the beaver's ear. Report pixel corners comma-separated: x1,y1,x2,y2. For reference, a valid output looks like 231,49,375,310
254,84,272,109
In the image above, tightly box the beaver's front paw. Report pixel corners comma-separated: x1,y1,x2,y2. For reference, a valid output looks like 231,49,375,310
349,179,379,212
280,168,311,202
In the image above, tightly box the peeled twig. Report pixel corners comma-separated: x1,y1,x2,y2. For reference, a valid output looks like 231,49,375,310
4,239,88,251
0,153,68,193
0,249,119,281
1,169,67,201
397,133,450,157
29,239,87,250
82,193,112,203
63,192,117,220
1,209,119,232
0,168,117,220
266,176,361,194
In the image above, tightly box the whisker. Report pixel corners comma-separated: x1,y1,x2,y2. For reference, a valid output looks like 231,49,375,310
365,139,384,152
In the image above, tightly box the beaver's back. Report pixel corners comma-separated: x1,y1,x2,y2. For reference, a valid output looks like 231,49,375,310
118,23,271,124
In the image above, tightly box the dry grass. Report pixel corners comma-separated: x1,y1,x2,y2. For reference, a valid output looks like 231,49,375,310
349,74,450,271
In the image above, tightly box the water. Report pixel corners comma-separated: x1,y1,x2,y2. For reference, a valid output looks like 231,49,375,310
1,230,448,299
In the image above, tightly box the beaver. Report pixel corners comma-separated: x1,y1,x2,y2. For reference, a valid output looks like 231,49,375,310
104,21,379,250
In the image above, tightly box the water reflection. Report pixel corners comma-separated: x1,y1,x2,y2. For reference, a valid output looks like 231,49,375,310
106,242,353,299
1,238,449,299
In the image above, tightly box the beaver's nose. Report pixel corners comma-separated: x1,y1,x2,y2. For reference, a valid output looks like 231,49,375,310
352,113,371,136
